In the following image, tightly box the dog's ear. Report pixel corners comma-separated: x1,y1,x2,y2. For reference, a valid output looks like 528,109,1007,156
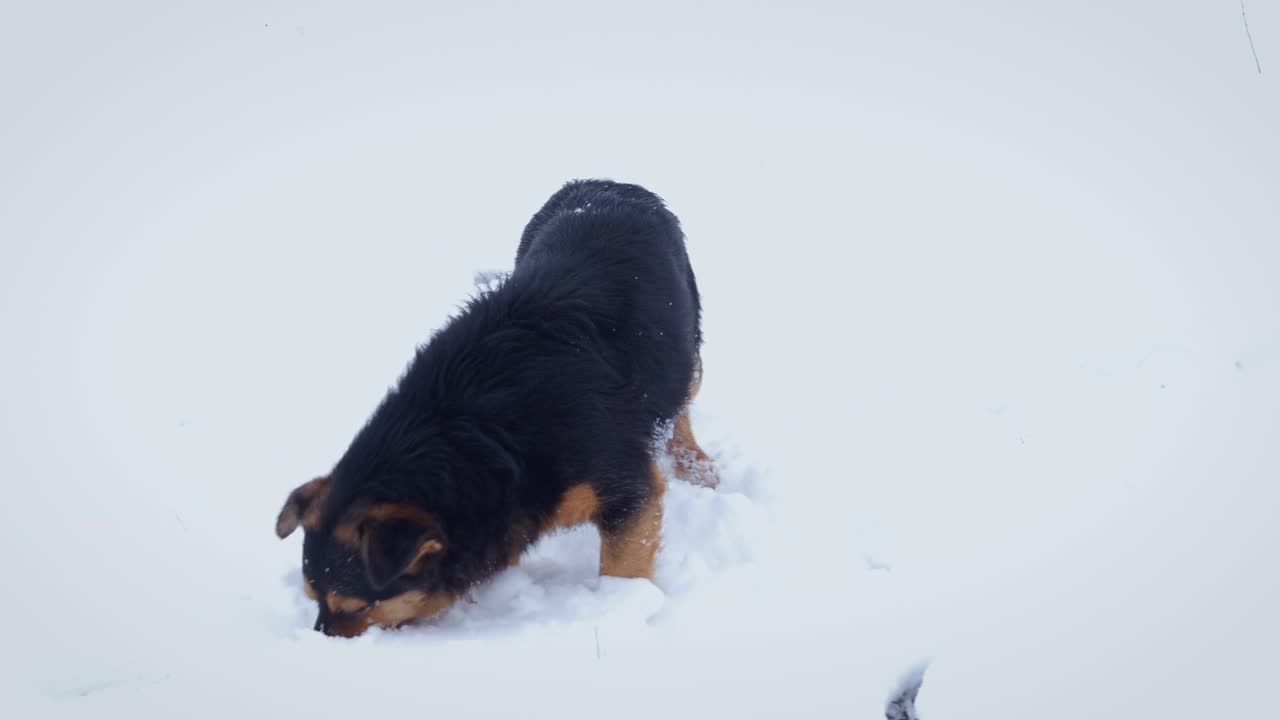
275,475,331,539
358,505,446,590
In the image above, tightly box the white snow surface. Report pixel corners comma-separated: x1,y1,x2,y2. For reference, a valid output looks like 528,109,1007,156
3,2,1279,718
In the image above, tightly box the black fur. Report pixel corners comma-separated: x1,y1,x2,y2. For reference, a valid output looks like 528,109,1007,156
299,179,702,631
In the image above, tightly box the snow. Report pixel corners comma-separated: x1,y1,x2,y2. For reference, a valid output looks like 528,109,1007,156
3,1,1279,718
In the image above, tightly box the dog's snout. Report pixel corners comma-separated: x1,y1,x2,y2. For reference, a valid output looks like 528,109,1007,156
313,608,368,638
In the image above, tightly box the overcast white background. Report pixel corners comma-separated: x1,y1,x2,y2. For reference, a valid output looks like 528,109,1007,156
2,2,1277,718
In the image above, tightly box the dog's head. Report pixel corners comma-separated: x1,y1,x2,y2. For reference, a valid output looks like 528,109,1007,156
275,476,456,637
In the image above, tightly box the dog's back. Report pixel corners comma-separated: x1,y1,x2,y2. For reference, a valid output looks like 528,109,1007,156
510,179,702,423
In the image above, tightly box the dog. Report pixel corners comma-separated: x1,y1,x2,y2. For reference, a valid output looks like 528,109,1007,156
275,179,716,637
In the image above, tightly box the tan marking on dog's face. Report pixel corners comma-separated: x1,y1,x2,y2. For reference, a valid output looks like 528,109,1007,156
367,590,455,628
363,503,437,525
303,577,318,601
545,484,599,531
326,592,371,615
334,502,441,549
321,613,372,638
333,521,361,548
320,590,456,638
404,539,445,575
335,502,446,585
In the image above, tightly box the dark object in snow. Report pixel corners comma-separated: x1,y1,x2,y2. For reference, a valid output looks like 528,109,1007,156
885,663,927,720
275,179,716,637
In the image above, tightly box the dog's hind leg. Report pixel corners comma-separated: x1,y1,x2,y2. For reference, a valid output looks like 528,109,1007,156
599,460,667,579
666,353,719,488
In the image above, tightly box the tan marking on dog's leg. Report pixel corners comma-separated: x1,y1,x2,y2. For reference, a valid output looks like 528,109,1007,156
544,484,600,532
668,410,718,487
599,463,666,579
667,354,718,488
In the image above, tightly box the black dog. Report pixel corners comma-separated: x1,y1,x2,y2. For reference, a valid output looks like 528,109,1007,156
275,180,716,637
